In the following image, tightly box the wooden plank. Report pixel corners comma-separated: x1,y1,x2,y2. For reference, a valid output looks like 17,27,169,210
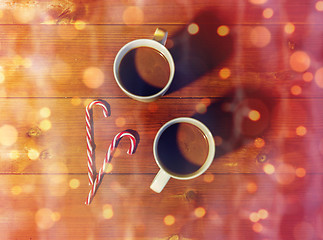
0,98,322,174
1,173,322,239
1,24,323,98
0,0,322,24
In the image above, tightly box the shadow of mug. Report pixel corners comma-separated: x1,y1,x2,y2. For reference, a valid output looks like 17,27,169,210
167,8,235,93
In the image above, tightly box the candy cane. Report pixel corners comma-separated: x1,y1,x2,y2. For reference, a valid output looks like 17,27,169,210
85,131,136,205
86,100,110,185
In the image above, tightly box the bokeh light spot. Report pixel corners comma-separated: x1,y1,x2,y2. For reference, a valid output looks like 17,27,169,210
28,149,40,160
217,25,230,37
263,8,274,19
296,168,306,178
51,212,61,222
13,7,36,23
316,1,323,11
123,6,144,24
253,223,263,233
247,182,258,193
196,103,207,114
11,185,22,195
248,110,261,121
275,164,296,185
289,51,311,72
9,150,20,160
0,72,5,83
219,67,231,79
314,67,323,88
74,20,86,30
291,85,302,95
115,117,126,127
214,136,223,146
249,212,260,222
250,26,271,48
263,163,275,174
69,178,80,189
0,125,18,147
71,97,82,106
164,215,175,226
296,125,307,136
103,204,114,219
39,119,52,131
254,137,265,148
187,23,199,35
303,72,313,82
285,23,295,34
105,163,113,173
35,208,55,230
194,207,206,218
258,209,269,219
40,107,51,118
203,173,215,183
249,0,267,4
83,67,105,89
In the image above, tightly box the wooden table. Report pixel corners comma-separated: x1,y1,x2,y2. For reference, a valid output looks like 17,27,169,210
0,0,322,239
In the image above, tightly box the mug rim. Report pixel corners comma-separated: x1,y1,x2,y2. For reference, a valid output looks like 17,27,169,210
113,39,175,102
153,117,216,180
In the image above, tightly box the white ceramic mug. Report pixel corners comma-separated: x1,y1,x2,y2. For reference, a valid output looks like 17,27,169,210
150,117,216,193
113,28,175,102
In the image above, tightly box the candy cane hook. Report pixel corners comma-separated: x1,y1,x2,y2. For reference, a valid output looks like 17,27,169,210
86,100,110,185
85,131,137,205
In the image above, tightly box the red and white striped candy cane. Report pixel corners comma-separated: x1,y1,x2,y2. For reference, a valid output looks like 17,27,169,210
85,131,136,205
86,100,110,185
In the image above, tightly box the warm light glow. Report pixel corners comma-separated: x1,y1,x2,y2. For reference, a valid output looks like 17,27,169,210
115,117,126,127
0,72,5,83
263,163,275,174
196,103,207,114
71,97,82,106
247,182,258,193
9,150,20,160
164,215,175,225
104,163,113,173
123,6,144,24
194,207,206,218
289,51,311,72
316,1,323,11
263,8,274,19
0,124,18,147
219,67,231,79
250,26,271,48
11,185,22,195
314,67,323,88
40,107,51,118
187,23,199,35
254,137,265,148
39,119,52,131
214,136,223,146
295,168,306,178
302,72,313,82
203,173,215,183
74,20,86,30
248,110,261,121
201,98,211,107
103,204,114,219
253,223,263,233
13,8,36,23
69,179,80,189
291,85,302,95
296,125,307,136
83,67,105,89
284,23,295,34
35,208,55,230
249,0,267,4
249,212,260,222
51,212,61,222
28,149,40,160
217,25,230,37
258,209,269,219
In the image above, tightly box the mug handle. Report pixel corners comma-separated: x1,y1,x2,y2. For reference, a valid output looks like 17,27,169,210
150,169,171,193
153,28,168,46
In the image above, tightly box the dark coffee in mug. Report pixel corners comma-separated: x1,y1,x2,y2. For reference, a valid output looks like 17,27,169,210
118,46,170,96
157,122,209,175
